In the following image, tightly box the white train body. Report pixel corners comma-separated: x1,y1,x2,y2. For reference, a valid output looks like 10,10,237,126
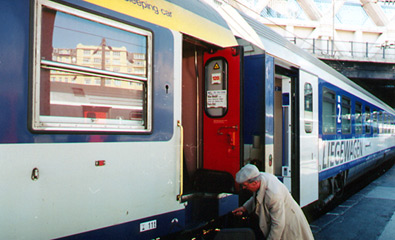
0,0,394,239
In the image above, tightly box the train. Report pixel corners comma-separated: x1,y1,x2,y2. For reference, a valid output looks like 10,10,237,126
1,0,395,239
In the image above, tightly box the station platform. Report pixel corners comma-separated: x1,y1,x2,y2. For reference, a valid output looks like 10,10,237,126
311,165,395,240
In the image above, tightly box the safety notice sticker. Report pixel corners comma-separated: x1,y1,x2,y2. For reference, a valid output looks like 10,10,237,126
211,72,222,84
207,90,227,108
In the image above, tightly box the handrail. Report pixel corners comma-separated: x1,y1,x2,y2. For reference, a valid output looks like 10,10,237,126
177,120,184,202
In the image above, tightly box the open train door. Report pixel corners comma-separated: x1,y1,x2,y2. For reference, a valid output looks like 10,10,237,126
202,47,242,178
298,70,319,207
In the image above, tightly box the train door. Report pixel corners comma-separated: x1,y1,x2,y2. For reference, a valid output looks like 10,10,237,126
202,47,242,178
279,76,292,191
298,70,319,206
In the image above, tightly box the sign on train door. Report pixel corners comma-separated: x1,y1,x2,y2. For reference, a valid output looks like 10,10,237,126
203,47,242,178
299,70,319,207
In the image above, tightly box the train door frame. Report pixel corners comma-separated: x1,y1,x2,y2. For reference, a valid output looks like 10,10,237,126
276,75,292,191
181,39,243,192
273,64,301,202
275,66,319,206
181,40,205,188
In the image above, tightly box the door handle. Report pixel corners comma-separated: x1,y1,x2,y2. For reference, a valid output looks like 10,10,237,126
217,125,238,135
217,125,238,148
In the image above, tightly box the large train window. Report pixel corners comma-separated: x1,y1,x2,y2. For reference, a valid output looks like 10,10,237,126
304,83,313,133
322,88,336,134
341,97,351,134
355,102,362,135
32,1,152,132
364,106,371,134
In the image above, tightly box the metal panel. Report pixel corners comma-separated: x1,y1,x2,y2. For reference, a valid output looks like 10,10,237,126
243,55,265,169
265,55,275,174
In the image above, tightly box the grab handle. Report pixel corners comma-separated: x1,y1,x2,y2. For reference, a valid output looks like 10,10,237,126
177,120,184,202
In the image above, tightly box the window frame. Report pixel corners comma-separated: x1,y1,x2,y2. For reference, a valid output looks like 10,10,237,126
32,0,152,133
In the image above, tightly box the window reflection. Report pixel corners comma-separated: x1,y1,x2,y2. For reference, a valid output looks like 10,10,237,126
322,89,336,134
355,102,362,134
49,11,147,77
304,83,313,133
341,97,351,134
365,106,371,134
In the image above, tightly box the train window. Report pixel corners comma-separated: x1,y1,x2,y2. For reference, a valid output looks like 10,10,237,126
364,106,371,134
322,88,336,134
392,115,395,134
388,114,392,134
32,2,152,132
341,97,351,134
204,58,228,117
385,113,390,134
355,102,362,135
372,110,378,134
379,112,384,134
304,83,313,133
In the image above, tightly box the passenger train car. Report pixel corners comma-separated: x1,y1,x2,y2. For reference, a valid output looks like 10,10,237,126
1,0,394,239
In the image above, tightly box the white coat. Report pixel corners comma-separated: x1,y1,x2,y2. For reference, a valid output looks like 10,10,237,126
243,172,314,240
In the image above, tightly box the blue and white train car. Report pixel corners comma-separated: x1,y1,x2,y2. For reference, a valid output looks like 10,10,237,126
233,8,395,206
1,0,394,239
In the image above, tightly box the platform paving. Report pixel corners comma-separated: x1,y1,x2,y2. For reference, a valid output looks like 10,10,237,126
311,165,395,240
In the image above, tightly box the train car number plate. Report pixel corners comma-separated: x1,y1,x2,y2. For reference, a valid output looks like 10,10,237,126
140,220,157,232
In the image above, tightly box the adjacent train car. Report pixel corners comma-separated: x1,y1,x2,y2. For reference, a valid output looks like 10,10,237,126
1,0,394,239
236,10,395,206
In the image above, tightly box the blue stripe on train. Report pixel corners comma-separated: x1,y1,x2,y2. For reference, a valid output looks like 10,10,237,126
319,147,395,181
57,209,185,240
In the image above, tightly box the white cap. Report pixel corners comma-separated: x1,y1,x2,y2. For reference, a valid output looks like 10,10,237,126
235,164,260,183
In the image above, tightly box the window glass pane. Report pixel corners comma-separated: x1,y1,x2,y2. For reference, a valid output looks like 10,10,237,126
355,102,362,134
304,83,313,133
38,68,146,130
205,59,228,117
322,89,336,134
44,10,147,77
341,97,351,134
373,110,378,134
365,106,371,134
34,5,151,132
393,115,395,134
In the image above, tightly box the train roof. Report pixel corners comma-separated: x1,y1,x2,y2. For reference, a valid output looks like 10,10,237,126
238,11,395,114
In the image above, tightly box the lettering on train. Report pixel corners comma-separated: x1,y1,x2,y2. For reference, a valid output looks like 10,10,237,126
125,0,172,17
321,139,363,169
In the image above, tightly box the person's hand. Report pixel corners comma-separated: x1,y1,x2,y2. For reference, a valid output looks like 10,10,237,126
232,206,246,216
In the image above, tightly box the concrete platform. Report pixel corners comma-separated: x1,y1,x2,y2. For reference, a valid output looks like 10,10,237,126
311,165,395,240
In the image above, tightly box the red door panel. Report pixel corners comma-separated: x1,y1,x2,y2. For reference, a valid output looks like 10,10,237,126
203,47,242,178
